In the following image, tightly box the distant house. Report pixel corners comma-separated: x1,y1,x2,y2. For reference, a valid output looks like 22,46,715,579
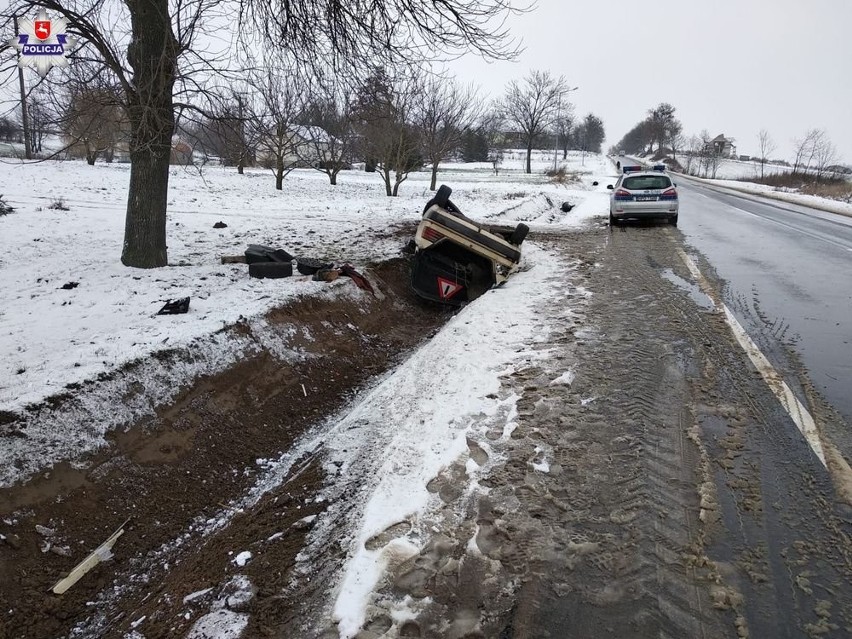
708,134,736,158
170,139,194,165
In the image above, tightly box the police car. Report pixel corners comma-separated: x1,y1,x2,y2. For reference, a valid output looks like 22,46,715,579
608,165,678,226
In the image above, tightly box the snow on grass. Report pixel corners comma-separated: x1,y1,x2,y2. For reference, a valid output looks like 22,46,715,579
687,176,852,218
0,155,609,416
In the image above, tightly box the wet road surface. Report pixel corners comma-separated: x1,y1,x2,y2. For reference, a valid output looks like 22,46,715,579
676,180,852,446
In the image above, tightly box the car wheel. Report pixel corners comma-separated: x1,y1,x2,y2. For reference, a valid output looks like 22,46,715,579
249,262,294,279
434,185,452,208
609,212,615,226
669,215,678,226
296,257,333,275
509,223,529,245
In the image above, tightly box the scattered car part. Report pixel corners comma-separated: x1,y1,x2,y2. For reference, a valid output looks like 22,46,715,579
339,263,375,294
51,518,130,595
244,244,294,264
213,221,228,229
157,297,190,314
249,262,294,279
313,268,340,282
296,257,334,276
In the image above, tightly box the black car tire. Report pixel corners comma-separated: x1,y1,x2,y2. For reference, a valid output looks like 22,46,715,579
249,262,293,279
509,223,529,245
434,185,452,208
669,215,678,226
609,212,616,226
296,257,333,275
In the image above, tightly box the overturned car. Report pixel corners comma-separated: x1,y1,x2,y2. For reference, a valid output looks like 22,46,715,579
410,185,529,306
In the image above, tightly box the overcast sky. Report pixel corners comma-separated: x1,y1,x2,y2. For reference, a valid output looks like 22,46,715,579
447,0,852,162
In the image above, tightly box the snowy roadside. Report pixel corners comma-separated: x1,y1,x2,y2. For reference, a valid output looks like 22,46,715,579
678,173,852,218
0,153,614,489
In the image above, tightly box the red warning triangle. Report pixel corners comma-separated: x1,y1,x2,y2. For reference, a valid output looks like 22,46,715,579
437,276,464,300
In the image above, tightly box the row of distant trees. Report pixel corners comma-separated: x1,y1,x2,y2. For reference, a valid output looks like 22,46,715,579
613,103,842,181
2,65,605,195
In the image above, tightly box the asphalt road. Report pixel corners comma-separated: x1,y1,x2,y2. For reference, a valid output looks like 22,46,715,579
676,179,852,438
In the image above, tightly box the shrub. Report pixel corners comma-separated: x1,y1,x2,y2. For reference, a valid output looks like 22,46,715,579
48,197,70,211
0,194,13,216
740,172,852,202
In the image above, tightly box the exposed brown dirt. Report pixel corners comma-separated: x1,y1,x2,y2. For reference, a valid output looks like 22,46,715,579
0,257,451,639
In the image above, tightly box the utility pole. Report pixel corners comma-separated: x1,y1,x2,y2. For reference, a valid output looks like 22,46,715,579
13,15,33,160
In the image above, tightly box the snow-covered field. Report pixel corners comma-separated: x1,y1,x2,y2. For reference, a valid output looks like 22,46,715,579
675,155,794,180
0,151,614,461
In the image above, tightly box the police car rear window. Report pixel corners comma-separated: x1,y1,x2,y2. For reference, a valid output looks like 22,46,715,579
623,175,671,190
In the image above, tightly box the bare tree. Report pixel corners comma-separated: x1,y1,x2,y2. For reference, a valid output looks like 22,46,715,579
501,70,568,174
247,62,306,190
814,135,838,181
299,80,356,185
352,69,424,197
555,107,575,159
670,132,685,164
26,86,53,155
756,129,776,178
58,68,127,165
682,134,701,176
792,128,821,174
645,103,682,157
415,76,481,190
697,129,721,179
2,0,523,267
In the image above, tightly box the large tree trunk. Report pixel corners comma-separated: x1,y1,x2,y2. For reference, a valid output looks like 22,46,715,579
121,0,177,268
525,140,532,174
329,171,338,186
430,162,439,191
382,167,392,196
